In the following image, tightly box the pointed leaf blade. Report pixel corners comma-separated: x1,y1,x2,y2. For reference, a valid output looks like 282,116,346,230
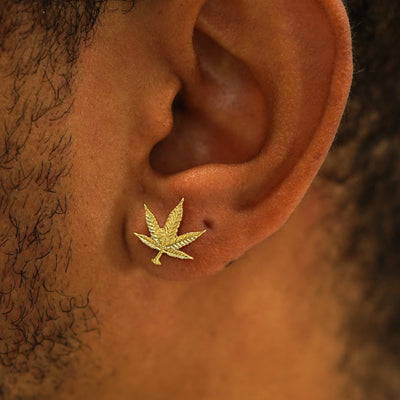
168,230,206,250
144,204,162,241
164,247,193,260
134,233,161,251
164,198,184,240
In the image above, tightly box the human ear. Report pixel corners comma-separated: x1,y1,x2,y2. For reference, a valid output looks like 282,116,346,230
124,0,353,280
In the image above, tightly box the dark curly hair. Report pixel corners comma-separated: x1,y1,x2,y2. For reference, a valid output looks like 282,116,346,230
322,1,400,398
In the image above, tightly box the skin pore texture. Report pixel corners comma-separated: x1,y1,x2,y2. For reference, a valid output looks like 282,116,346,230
1,1,348,399
1,0,397,399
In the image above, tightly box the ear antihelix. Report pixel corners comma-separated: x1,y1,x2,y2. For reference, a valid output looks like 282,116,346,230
134,198,206,266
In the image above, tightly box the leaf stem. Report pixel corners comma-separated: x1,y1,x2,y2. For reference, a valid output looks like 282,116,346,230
152,250,163,265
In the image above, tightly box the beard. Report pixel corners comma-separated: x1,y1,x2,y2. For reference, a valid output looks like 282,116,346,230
0,1,107,396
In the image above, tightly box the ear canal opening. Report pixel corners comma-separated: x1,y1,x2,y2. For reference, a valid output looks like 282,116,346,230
149,29,270,175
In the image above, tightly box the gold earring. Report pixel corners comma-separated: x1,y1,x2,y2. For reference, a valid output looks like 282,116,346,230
134,198,206,265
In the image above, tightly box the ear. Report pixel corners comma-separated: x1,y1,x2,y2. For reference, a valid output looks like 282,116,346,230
129,0,353,280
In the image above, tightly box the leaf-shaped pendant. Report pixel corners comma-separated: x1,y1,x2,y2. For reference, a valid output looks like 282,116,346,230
134,198,206,265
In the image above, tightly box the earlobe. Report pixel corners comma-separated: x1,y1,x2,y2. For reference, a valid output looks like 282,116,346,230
131,0,352,281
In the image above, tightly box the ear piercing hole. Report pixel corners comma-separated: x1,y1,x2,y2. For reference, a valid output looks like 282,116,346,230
225,260,236,268
203,219,213,229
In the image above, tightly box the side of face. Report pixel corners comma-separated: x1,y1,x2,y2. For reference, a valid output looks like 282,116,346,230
0,1,353,398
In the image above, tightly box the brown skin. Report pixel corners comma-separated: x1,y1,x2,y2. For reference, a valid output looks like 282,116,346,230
1,155,347,398
64,188,347,400
6,0,353,398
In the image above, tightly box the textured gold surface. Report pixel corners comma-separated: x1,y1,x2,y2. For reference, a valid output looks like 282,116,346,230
134,198,206,265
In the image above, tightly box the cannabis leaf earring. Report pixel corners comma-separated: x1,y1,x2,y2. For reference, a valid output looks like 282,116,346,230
134,198,206,265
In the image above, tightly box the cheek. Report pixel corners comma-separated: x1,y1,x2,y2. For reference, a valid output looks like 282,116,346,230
66,45,134,263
